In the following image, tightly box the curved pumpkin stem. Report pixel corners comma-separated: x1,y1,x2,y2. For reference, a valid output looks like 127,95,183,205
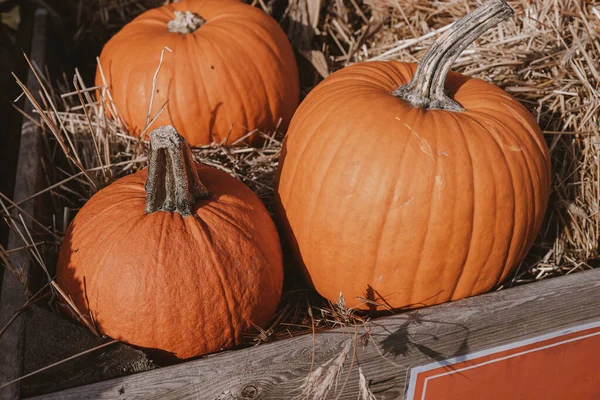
167,10,205,34
145,126,210,216
392,0,514,111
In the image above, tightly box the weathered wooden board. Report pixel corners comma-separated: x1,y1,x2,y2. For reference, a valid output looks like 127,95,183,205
0,8,48,400
32,267,600,400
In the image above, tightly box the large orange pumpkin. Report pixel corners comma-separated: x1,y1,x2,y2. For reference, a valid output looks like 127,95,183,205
95,0,299,146
275,0,551,310
57,126,283,359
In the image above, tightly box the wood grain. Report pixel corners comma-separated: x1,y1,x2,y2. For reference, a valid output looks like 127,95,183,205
21,306,156,398
33,267,600,400
0,8,48,400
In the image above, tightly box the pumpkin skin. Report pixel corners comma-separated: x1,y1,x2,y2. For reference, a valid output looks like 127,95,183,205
57,165,283,359
275,61,551,310
95,0,299,146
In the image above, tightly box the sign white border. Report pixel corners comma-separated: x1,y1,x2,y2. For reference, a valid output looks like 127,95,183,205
404,320,600,400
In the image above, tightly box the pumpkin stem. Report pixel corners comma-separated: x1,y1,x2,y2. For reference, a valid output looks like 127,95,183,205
392,0,514,111
145,126,210,216
167,10,205,34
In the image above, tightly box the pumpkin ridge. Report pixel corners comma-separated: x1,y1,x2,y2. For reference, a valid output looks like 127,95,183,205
431,110,463,302
435,114,475,300
461,112,519,289
186,32,217,143
331,128,384,301
430,110,457,303
466,96,547,158
470,111,543,278
303,127,357,275
281,90,351,202
369,110,420,305
202,203,279,317
210,19,291,127
355,62,401,89
461,116,502,296
121,67,136,132
183,31,217,143
74,202,143,277
188,216,238,347
285,82,377,146
388,62,418,88
499,102,547,158
194,29,238,140
203,25,263,134
444,111,477,300
164,48,181,138
422,110,455,302
109,37,174,134
458,112,526,296
345,64,410,92
382,110,427,305
367,144,400,304
223,15,294,70
412,111,449,305
203,204,254,241
400,110,437,306
477,104,549,176
216,15,299,132
476,111,541,253
328,74,389,92
90,212,148,332
150,212,169,348
104,56,127,124
73,191,141,234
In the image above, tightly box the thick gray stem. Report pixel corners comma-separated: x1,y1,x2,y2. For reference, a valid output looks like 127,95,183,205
167,10,205,34
145,126,210,216
392,0,514,111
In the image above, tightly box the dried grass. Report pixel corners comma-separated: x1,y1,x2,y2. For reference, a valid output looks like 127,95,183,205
1,0,599,394
297,338,354,400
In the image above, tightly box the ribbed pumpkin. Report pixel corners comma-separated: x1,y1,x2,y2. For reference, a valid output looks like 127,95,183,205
95,0,299,146
275,0,551,310
57,126,283,359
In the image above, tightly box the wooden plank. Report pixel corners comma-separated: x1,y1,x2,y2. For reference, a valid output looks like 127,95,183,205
20,306,156,398
0,8,48,400
0,0,28,249
33,267,600,400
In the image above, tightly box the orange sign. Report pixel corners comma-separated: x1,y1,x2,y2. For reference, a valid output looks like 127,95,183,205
405,322,600,400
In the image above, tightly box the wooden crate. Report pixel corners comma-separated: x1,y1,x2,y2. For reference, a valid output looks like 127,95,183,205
27,269,600,400
1,7,600,400
0,7,49,400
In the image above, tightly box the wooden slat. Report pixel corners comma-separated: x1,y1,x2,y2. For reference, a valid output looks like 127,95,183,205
0,8,48,400
33,267,600,400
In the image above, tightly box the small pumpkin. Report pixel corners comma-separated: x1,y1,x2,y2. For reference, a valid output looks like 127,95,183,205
57,126,283,359
96,0,299,146
275,0,551,310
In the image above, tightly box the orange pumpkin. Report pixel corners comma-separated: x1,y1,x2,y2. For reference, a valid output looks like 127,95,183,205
57,126,283,359
275,0,551,310
96,0,299,146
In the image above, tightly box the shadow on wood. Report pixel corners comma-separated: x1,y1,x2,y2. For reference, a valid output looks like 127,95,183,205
31,267,600,400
